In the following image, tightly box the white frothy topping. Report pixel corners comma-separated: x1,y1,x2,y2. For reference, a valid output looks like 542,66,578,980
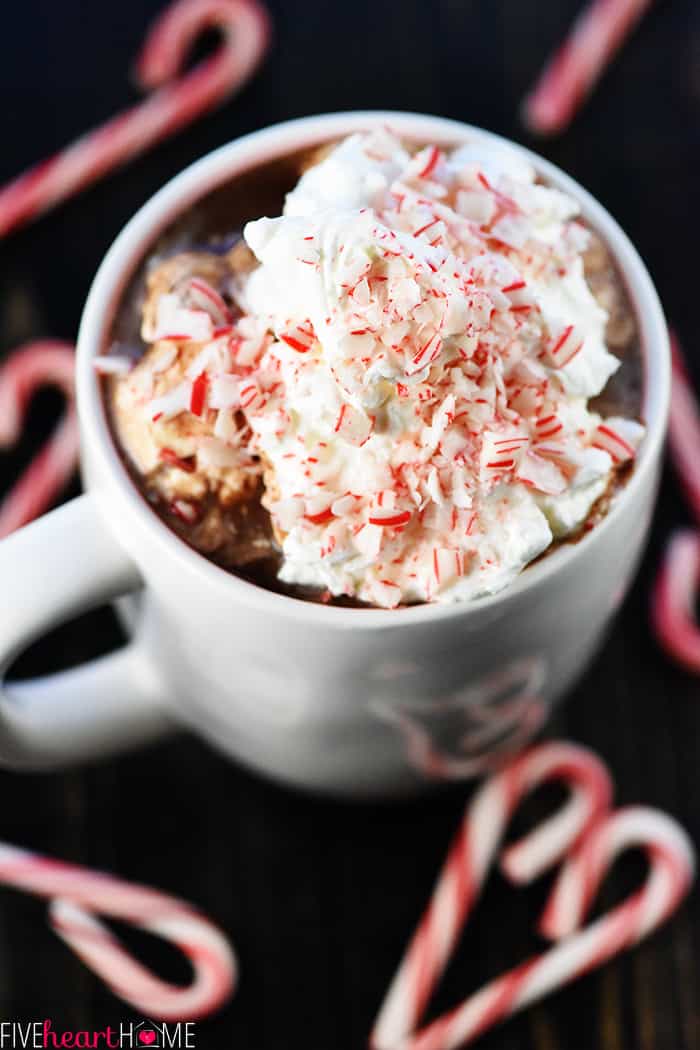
115,131,644,608
231,130,642,606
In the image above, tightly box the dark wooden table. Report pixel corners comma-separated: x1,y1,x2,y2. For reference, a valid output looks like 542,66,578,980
1,1,699,1046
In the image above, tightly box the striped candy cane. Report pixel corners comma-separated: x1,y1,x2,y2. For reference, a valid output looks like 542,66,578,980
394,808,693,1050
0,843,236,1020
650,333,700,674
666,332,700,523
371,741,613,1049
652,531,700,675
371,658,548,782
0,341,78,538
540,807,694,941
0,0,270,532
0,0,270,238
522,0,653,136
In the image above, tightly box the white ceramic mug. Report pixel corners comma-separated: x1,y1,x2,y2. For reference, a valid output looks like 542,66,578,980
0,112,669,795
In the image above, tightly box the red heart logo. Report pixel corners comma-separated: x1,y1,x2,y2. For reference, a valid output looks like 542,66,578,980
138,1033,156,1046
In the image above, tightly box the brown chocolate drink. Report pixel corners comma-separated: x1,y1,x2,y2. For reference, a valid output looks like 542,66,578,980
100,133,644,608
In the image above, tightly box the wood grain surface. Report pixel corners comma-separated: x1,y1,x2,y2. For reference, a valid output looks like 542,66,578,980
0,1,699,1046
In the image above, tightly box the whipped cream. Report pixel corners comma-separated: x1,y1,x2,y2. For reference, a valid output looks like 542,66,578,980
235,131,643,606
110,130,644,608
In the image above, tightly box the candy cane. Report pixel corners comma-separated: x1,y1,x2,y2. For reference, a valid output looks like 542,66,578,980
0,843,236,1020
666,334,700,523
395,808,693,1050
0,341,79,538
522,0,653,136
651,531,700,675
650,333,700,673
0,0,270,528
540,807,693,941
0,335,233,1020
0,0,270,238
371,742,612,1050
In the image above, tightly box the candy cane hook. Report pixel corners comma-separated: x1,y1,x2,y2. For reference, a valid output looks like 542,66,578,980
651,531,700,675
0,843,236,1020
541,807,694,942
0,341,78,538
0,0,270,238
650,333,700,674
666,333,700,523
371,742,612,1049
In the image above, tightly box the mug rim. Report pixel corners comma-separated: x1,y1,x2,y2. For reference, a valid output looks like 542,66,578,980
77,110,670,629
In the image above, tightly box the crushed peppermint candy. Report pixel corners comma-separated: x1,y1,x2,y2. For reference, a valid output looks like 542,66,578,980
105,130,644,608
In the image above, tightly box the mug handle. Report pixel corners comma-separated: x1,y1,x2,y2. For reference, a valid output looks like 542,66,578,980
0,493,172,768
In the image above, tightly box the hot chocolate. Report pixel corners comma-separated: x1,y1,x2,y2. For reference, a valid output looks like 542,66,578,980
101,131,643,608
